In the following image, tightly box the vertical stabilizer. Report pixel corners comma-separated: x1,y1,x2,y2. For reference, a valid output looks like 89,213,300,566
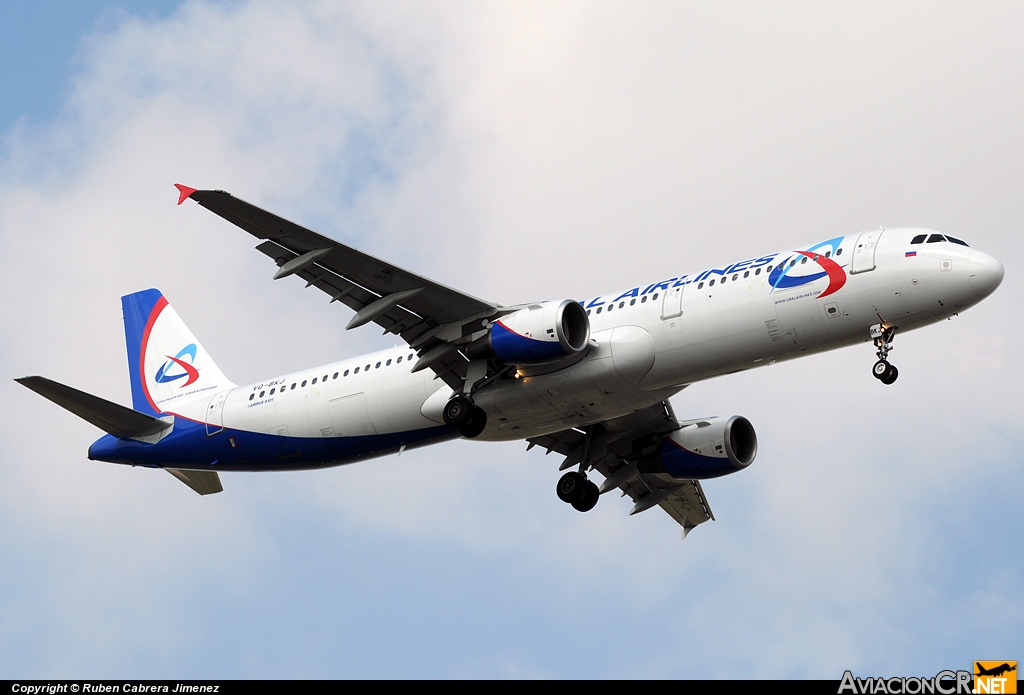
122,289,235,415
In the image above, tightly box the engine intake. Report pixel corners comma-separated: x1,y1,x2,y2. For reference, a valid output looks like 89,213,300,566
468,300,590,366
640,416,758,480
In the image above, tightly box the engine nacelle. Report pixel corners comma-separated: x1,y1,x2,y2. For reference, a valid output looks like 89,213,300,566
467,300,590,365
641,416,757,480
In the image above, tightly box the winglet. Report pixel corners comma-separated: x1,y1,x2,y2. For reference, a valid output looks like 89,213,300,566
174,183,197,205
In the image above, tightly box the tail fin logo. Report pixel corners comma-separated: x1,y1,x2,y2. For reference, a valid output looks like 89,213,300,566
154,344,200,387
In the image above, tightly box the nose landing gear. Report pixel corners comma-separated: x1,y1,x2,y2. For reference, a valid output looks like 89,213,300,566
870,324,899,385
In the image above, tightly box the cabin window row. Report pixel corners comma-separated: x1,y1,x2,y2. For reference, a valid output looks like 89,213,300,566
249,353,416,400
586,293,660,315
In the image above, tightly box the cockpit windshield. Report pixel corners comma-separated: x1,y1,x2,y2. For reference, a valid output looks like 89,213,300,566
910,233,969,247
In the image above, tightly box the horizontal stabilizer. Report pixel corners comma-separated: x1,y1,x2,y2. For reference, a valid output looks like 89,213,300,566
166,469,223,495
15,376,172,439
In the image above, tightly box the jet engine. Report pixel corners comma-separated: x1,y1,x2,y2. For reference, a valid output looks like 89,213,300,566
467,300,590,365
640,416,758,480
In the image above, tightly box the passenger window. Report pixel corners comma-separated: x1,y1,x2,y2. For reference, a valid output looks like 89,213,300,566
259,391,265,398
801,257,807,264
911,234,927,244
333,372,339,379
353,368,359,374
653,293,659,299
743,271,749,278
698,282,704,289
641,296,647,303
291,383,296,390
586,309,591,315
618,301,624,308
270,388,275,395
249,394,254,401
836,249,843,256
365,365,371,371
927,234,945,243
947,236,969,246
323,375,328,381
386,359,392,366
301,380,307,386
709,280,715,286
344,370,349,376
607,304,613,312
375,362,381,369
766,265,772,272
825,251,831,258
396,356,402,363
312,377,317,384
732,274,738,281
596,307,602,314
630,299,636,306
755,268,761,275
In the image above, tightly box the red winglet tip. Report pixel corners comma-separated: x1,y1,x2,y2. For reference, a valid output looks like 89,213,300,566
174,183,197,205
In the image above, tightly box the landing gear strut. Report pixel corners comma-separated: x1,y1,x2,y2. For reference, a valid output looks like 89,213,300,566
442,394,487,438
870,324,899,385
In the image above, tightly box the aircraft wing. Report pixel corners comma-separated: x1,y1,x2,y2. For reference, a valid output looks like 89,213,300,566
178,186,502,390
527,400,715,538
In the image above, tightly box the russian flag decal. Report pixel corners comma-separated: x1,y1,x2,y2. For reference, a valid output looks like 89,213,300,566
905,251,917,257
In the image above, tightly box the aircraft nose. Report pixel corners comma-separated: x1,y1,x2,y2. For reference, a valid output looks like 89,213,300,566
967,250,1004,299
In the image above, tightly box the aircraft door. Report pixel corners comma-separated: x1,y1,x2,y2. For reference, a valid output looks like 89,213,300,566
661,284,684,320
205,390,229,436
850,229,885,274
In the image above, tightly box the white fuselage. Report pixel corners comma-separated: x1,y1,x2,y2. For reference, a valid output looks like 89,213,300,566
167,228,1000,451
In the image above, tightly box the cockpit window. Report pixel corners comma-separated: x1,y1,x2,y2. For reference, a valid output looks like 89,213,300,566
911,234,927,244
927,234,946,243
946,236,969,246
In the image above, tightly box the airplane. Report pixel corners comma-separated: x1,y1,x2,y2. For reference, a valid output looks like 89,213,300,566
16,184,1005,537
975,663,1016,678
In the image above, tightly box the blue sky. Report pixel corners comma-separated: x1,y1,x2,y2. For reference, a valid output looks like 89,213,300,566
0,2,181,132
0,1,1021,679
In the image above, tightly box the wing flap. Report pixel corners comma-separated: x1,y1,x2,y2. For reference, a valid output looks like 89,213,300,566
657,480,714,538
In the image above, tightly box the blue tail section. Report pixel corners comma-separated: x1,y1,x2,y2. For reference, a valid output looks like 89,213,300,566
122,289,165,417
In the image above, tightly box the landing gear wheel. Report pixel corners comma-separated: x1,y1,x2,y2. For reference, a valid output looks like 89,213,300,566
871,324,899,384
556,471,587,504
570,481,600,513
880,364,899,385
459,407,487,439
872,360,890,380
442,395,475,429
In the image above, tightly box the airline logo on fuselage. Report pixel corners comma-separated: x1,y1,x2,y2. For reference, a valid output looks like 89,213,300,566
154,344,200,387
582,236,847,308
768,236,846,298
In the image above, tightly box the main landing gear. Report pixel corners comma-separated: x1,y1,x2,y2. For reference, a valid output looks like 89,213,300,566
442,394,487,438
871,324,899,385
556,471,600,512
